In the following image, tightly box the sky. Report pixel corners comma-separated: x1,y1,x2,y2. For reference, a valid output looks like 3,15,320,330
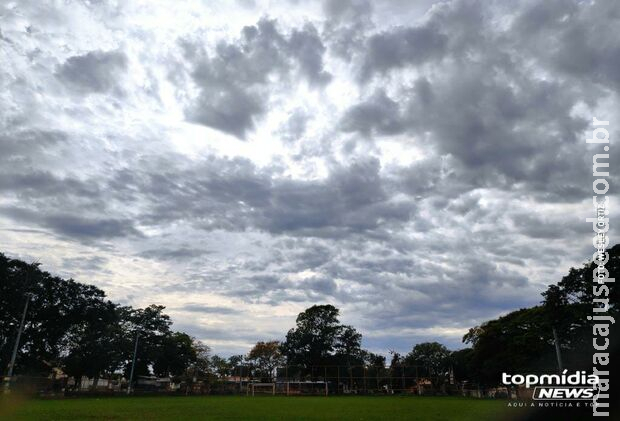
1,0,619,356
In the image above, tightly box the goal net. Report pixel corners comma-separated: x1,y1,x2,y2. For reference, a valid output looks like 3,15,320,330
248,383,276,396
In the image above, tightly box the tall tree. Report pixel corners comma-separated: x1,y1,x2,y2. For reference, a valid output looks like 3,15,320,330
364,351,386,368
247,341,284,381
280,304,373,373
187,340,212,378
449,348,474,384
463,306,557,385
209,355,231,377
542,244,619,368
281,304,343,367
461,245,620,385
152,332,197,378
0,254,112,376
61,301,125,388
122,305,173,378
333,325,364,367
404,342,451,385
0,253,204,387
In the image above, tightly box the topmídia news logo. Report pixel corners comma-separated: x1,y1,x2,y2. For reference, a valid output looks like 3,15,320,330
502,370,600,400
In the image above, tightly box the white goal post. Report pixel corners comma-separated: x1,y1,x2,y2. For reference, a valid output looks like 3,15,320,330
248,383,276,396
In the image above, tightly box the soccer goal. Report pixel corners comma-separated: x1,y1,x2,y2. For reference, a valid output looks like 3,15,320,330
248,383,276,396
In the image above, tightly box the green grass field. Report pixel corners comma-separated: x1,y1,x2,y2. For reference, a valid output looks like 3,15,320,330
0,395,513,421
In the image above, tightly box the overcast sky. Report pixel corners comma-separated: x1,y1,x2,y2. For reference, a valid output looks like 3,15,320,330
1,0,619,356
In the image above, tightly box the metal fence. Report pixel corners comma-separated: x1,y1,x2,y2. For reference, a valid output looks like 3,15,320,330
2,365,460,397
225,364,451,395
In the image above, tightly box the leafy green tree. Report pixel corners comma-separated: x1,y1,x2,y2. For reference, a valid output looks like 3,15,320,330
449,348,474,384
247,341,284,381
0,254,113,376
333,325,364,366
541,244,619,369
460,245,620,386
281,305,343,367
363,351,386,368
209,355,231,377
153,332,197,377
463,306,557,385
122,305,173,378
0,253,206,388
281,304,378,373
388,350,403,370
187,340,211,378
228,354,247,378
228,354,244,367
404,342,451,387
61,301,125,389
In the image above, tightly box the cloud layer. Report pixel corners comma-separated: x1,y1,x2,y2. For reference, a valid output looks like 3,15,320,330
1,0,619,355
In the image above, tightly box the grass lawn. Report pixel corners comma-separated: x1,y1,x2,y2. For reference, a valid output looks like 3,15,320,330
0,395,512,421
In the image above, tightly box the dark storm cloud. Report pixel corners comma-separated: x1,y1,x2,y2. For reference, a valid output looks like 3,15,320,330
229,274,287,299
255,162,411,236
322,0,372,22
3,0,619,356
275,240,333,271
336,0,615,203
343,255,535,331
105,155,413,239
0,206,140,239
44,214,140,239
510,212,592,240
222,273,339,305
190,215,539,315
187,83,265,140
306,276,338,294
512,0,620,91
359,22,447,80
392,158,448,197
322,0,373,60
139,247,211,261
185,18,331,139
404,72,589,183
340,89,403,136
0,171,100,199
0,161,130,243
56,50,127,94
288,24,332,86
139,247,212,261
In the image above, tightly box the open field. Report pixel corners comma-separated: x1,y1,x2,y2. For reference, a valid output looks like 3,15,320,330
1,395,512,421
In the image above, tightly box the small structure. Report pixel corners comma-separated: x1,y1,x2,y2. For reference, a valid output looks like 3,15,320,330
248,383,276,396
246,381,329,396
416,378,434,395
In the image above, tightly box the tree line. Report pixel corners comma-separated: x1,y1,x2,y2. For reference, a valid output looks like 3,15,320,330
1,245,618,389
0,254,213,388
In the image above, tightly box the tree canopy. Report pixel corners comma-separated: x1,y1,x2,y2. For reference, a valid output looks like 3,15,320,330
0,253,208,386
460,244,620,385
247,341,284,381
2,244,618,389
280,304,368,368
